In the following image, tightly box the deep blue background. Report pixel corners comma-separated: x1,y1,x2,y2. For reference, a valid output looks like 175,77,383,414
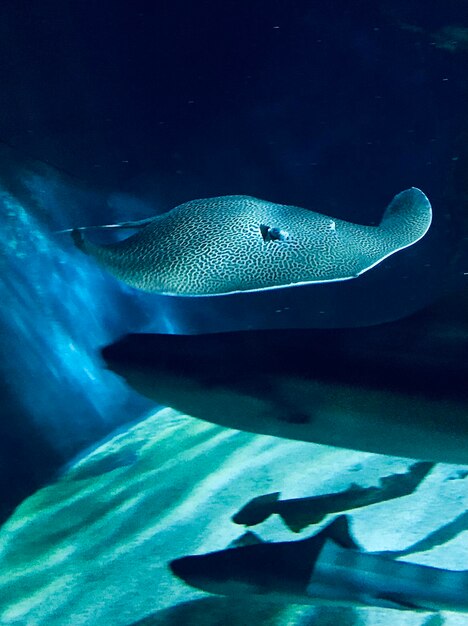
1,0,466,205
0,0,467,522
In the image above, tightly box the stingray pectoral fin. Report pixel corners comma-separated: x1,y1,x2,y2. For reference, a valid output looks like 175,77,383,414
376,187,432,257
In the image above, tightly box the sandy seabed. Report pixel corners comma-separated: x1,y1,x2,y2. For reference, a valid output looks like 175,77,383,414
0,408,467,626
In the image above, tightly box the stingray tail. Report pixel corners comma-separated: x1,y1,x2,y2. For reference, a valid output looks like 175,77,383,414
57,216,155,236
378,187,432,252
60,217,155,256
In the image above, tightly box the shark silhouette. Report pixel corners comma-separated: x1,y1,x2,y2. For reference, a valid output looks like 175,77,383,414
102,289,468,464
170,516,468,612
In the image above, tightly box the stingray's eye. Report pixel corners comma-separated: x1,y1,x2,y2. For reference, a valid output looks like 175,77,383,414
271,227,289,241
260,224,289,243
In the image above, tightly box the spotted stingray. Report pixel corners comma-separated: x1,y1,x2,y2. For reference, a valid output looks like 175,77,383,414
70,187,431,296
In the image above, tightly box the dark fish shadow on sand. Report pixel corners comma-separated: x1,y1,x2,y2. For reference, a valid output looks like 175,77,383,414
380,509,468,558
126,597,364,626
232,462,434,532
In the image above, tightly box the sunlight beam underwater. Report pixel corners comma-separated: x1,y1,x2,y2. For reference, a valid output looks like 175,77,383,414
69,188,431,296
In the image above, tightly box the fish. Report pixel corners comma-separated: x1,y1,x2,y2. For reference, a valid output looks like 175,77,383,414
169,516,468,612
71,188,431,296
232,461,434,531
101,289,468,464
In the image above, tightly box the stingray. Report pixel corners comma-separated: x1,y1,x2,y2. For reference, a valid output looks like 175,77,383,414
68,188,431,296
